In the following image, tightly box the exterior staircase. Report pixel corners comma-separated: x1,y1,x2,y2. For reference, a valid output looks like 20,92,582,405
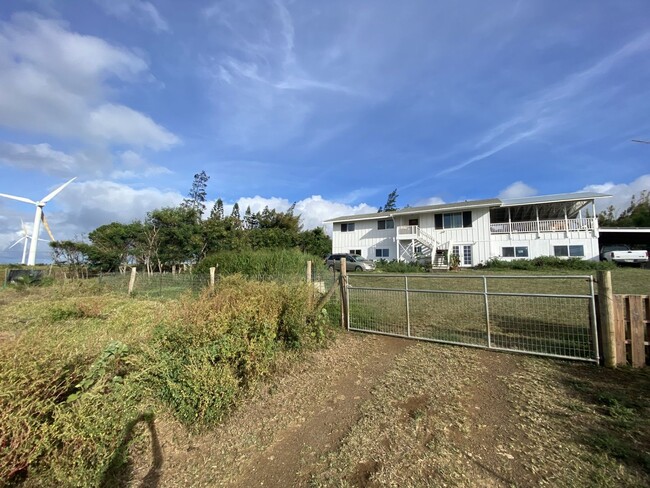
397,225,452,270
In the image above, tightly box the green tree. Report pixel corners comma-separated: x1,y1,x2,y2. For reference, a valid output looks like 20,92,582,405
182,171,210,217
297,227,332,257
86,222,142,272
148,206,203,268
599,191,650,227
378,189,399,212
210,198,224,220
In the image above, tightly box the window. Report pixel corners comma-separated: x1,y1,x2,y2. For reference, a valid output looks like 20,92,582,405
341,222,355,232
569,245,584,257
408,218,419,226
414,246,422,254
554,245,585,257
435,211,472,229
349,249,361,256
375,248,389,258
377,219,395,230
502,246,528,258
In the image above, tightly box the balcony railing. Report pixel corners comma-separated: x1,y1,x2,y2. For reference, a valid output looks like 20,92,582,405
490,218,596,234
397,225,419,237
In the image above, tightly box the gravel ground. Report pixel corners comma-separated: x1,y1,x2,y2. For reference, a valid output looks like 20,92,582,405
124,333,650,488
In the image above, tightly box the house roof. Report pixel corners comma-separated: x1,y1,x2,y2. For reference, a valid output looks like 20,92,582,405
325,191,611,223
499,192,610,207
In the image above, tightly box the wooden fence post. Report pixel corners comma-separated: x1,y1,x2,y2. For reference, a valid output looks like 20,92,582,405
209,267,216,289
597,270,617,367
340,258,348,330
128,267,137,296
306,260,313,309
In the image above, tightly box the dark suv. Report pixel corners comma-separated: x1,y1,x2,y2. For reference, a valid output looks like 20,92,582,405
325,254,376,272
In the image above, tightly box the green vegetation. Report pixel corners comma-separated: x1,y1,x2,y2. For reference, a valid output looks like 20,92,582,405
478,256,616,271
48,170,332,273
373,259,428,273
0,275,337,486
600,190,650,228
196,248,325,278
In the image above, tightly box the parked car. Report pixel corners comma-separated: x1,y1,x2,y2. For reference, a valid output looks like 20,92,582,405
599,245,648,265
325,254,376,272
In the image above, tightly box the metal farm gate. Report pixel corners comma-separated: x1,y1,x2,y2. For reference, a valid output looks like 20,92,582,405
344,274,600,363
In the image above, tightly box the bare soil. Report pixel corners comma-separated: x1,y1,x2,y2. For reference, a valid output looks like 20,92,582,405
125,333,650,488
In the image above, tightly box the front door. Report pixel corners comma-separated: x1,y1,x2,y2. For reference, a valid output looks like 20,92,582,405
452,245,473,266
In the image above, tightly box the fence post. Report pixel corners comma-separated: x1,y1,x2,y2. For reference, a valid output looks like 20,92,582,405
597,270,617,367
210,267,216,289
405,276,411,337
340,258,349,330
483,276,492,348
306,260,313,309
128,266,137,296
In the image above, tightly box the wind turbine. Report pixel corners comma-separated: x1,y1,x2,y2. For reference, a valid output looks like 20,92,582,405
6,220,49,265
0,177,76,266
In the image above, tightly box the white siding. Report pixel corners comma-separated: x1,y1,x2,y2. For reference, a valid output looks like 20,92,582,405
331,205,601,264
332,220,397,259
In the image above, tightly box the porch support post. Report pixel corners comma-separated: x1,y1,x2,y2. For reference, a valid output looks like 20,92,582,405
564,205,569,238
592,201,599,237
507,207,512,237
535,206,540,238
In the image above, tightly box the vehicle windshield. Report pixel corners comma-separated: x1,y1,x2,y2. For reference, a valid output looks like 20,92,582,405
351,255,367,262
604,245,631,252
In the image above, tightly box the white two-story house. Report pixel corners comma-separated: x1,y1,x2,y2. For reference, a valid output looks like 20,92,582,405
326,192,610,267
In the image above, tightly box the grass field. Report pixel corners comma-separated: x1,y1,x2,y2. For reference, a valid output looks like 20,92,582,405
346,267,648,361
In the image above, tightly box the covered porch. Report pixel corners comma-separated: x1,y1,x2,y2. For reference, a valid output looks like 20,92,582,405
490,198,599,236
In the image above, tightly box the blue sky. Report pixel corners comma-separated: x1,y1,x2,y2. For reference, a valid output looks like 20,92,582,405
0,0,649,261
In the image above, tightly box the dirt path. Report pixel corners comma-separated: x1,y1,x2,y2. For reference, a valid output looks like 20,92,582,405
129,333,409,487
128,333,650,488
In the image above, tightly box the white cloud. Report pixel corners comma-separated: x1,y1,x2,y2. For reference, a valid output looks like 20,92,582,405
0,13,178,150
53,180,183,230
94,0,169,32
412,196,445,207
88,104,179,149
498,181,538,200
581,174,650,214
0,142,78,176
232,194,376,233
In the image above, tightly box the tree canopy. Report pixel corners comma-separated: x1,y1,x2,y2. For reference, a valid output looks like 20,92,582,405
599,191,650,227
49,170,332,272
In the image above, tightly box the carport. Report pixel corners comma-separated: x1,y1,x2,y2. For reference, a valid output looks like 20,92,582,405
599,228,650,266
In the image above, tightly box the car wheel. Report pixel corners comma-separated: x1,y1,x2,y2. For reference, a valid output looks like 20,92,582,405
355,266,363,272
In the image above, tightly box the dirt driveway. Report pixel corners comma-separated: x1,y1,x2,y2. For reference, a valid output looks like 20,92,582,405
127,333,649,487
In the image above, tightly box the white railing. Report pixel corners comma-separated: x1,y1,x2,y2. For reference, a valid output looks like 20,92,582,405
490,218,596,234
397,225,419,236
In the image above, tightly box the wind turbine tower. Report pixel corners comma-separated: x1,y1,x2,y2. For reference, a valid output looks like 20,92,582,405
0,178,76,266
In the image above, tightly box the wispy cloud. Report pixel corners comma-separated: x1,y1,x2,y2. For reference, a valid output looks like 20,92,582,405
93,0,169,32
435,31,650,177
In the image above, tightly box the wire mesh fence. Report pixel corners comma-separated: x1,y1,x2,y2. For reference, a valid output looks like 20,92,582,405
88,265,338,300
345,273,599,362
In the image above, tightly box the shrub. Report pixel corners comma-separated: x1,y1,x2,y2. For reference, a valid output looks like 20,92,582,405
196,248,324,278
478,257,616,271
142,275,330,426
374,259,428,273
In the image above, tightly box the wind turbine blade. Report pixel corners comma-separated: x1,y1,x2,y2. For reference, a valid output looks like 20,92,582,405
41,177,76,203
21,219,28,237
8,236,26,249
41,211,55,241
0,193,36,205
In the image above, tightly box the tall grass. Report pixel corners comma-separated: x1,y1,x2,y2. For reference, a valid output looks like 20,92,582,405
0,274,336,486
